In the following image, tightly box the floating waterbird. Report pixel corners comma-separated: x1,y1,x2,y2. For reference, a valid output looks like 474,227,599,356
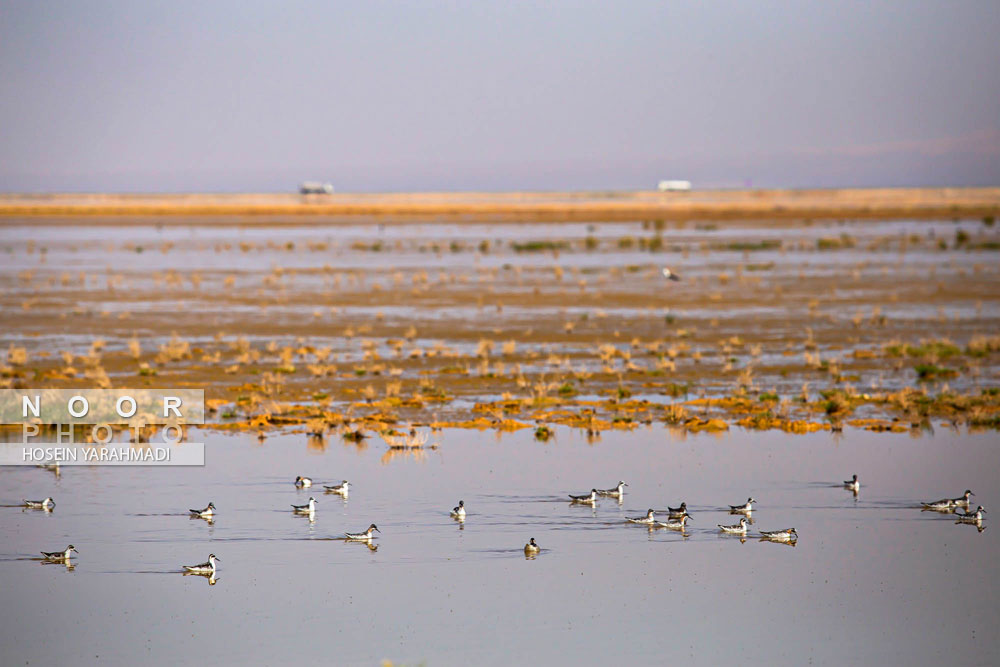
41,545,77,561
662,268,681,282
183,554,220,575
345,524,380,540
450,500,466,519
292,497,318,514
323,480,350,496
760,528,797,541
597,481,628,498
922,490,973,511
729,498,756,513
956,506,987,524
524,538,540,555
294,476,312,488
189,502,215,518
569,489,598,504
658,513,692,530
627,509,657,524
666,502,688,518
844,475,860,493
23,497,55,510
718,518,749,535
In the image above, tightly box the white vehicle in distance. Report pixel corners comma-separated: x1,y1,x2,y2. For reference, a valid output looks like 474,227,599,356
657,180,692,192
299,181,334,195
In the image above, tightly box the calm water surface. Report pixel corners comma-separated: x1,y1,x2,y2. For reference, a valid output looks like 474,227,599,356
2,426,998,665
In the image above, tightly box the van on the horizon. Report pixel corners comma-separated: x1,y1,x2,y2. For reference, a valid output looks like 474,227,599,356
299,181,334,194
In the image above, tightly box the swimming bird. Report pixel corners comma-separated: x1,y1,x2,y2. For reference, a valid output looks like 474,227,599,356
658,513,692,530
760,528,797,541
41,545,77,561
729,497,756,513
666,502,688,518
626,509,657,524
450,500,466,519
183,554,220,575
956,506,987,524
323,480,349,496
345,524,380,541
524,538,540,555
844,475,860,493
569,489,598,504
189,502,215,518
922,490,974,511
597,481,628,498
292,497,318,514
718,518,749,535
662,268,681,282
294,476,312,488
23,497,55,510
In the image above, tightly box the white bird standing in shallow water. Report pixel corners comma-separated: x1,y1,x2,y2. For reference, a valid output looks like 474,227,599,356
662,268,681,281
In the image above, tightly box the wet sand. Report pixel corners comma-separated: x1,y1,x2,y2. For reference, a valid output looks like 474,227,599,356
1,187,999,222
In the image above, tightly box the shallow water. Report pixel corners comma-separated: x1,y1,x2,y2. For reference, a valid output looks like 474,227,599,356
1,426,997,665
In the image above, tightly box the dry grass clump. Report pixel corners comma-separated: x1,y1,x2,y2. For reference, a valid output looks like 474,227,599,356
7,345,28,366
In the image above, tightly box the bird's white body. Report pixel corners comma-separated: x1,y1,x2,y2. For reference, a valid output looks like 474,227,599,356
719,518,749,535
41,545,77,561
23,497,55,510
627,510,657,524
597,482,628,498
345,524,380,541
323,480,349,496
760,528,797,541
189,502,215,517
729,498,756,513
450,500,466,519
183,554,220,574
569,489,598,504
295,476,312,488
292,497,318,514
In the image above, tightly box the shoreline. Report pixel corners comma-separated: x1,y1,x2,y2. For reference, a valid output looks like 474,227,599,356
1,187,998,222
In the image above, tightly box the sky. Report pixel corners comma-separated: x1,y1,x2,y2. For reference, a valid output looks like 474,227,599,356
1,1,999,192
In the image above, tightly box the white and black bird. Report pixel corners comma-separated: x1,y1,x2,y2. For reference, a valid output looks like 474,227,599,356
450,500,466,519
597,481,628,498
294,476,312,488
323,480,349,496
844,475,860,493
718,518,749,535
23,497,55,510
569,489,598,504
662,268,681,282
729,497,756,513
922,490,973,511
41,545,78,561
292,497,318,514
183,553,220,575
189,502,215,518
345,524,380,541
760,528,797,542
524,538,540,555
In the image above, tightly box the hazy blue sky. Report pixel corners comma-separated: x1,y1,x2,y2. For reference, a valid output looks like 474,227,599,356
1,1,998,192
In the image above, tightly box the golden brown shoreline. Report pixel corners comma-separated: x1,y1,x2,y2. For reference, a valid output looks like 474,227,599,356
1,187,998,222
